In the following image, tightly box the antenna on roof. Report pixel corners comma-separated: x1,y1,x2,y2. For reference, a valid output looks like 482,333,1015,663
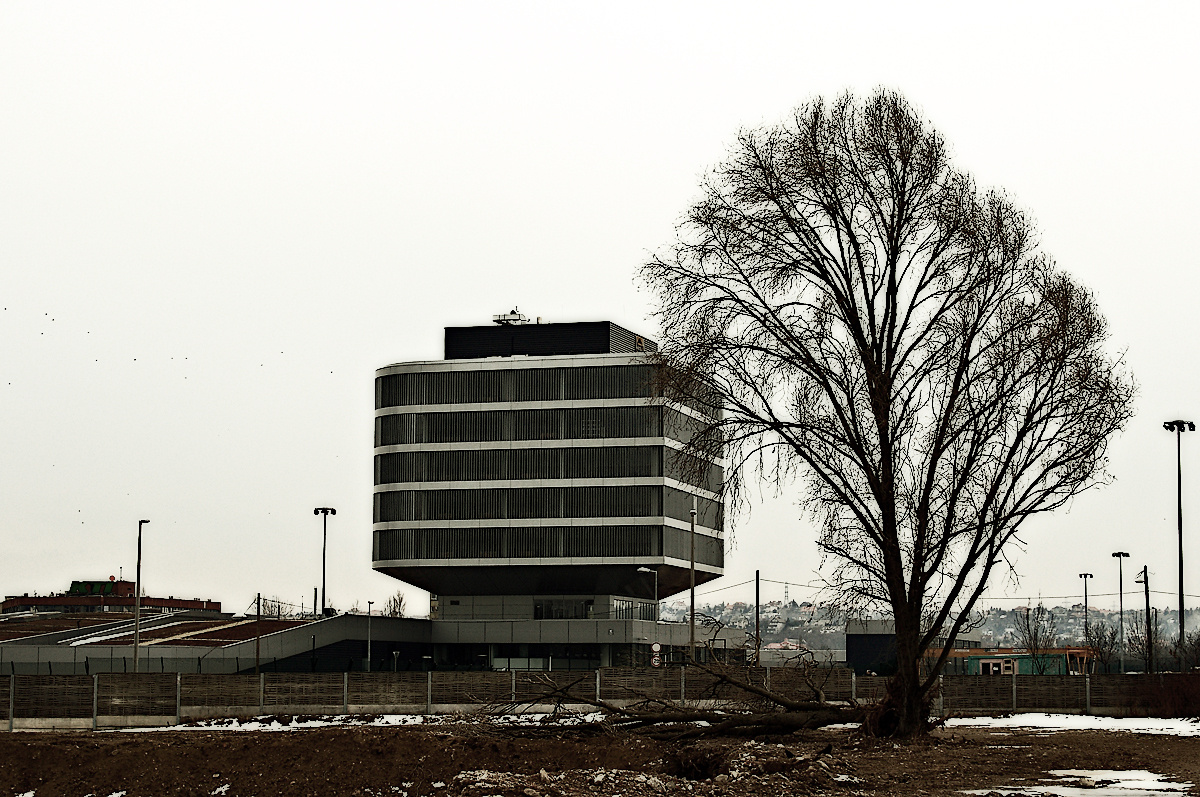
493,308,530,326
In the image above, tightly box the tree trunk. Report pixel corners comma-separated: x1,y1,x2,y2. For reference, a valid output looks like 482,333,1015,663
866,611,929,737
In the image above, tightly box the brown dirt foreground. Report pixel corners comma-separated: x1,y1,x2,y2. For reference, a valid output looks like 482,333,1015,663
1,718,1199,797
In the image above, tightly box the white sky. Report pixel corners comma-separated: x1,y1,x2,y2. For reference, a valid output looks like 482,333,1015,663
2,2,1199,619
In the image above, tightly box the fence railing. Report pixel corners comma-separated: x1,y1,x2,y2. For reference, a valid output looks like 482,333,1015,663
3,669,1196,729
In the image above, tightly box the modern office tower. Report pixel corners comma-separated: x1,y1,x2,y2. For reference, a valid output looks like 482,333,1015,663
372,313,725,667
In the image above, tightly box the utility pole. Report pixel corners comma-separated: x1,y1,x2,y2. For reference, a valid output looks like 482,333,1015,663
1084,573,1094,657
255,593,261,675
754,570,761,667
1137,565,1152,673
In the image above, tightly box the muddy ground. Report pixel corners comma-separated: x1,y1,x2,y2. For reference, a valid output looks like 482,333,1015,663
1,718,1198,797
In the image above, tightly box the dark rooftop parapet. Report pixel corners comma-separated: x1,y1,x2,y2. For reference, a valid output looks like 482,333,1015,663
444,321,657,360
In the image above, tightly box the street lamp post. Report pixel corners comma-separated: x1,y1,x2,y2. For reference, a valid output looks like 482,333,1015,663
1163,420,1194,642
313,508,336,615
637,567,658,624
1112,552,1130,673
366,600,373,673
133,519,149,674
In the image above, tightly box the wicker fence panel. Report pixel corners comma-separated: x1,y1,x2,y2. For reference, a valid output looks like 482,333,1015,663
853,676,890,704
1018,675,1084,711
768,667,853,702
181,674,260,710
513,671,596,703
680,667,769,703
14,676,93,719
599,666,675,702
96,674,176,717
432,672,513,705
1089,673,1132,710
263,673,344,710
943,675,1012,711
1090,673,1200,716
348,673,428,707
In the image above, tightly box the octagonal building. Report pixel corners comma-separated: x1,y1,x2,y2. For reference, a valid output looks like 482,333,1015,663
372,314,724,625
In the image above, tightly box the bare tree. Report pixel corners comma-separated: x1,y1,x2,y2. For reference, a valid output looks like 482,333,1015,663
1127,609,1163,672
1014,604,1058,675
643,89,1134,736
259,597,288,619
1172,629,1200,671
1085,620,1119,674
383,591,407,618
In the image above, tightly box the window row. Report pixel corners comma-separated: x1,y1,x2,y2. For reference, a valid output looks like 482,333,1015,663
373,485,722,528
373,446,724,491
376,365,656,408
375,525,658,560
373,524,724,568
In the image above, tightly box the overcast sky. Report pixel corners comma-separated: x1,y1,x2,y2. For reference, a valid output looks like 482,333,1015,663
3,2,1199,619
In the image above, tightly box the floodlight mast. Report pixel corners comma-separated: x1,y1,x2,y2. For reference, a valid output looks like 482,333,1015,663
133,519,149,674
314,508,336,615
1163,420,1194,642
1112,552,1130,673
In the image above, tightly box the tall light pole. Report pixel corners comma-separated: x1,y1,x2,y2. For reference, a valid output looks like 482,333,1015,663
133,519,149,674
637,567,658,624
689,497,696,662
366,600,374,673
313,508,336,615
1112,552,1129,673
1163,420,1193,642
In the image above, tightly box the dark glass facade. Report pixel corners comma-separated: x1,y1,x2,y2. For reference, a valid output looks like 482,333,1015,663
373,330,724,604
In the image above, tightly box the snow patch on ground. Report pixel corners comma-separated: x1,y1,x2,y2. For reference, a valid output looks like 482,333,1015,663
965,768,1192,796
114,711,610,733
945,713,1200,736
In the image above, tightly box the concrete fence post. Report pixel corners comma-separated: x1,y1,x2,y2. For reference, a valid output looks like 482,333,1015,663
92,674,99,731
1084,673,1091,715
936,675,944,718
175,673,182,725
764,666,771,693
851,671,856,703
259,673,265,712
343,673,349,713
510,671,516,703
595,670,601,703
1012,672,1018,712
680,667,686,703
9,675,15,732
426,671,432,714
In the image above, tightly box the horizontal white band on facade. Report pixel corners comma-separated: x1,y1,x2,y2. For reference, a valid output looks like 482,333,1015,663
375,437,667,454
375,400,718,426
373,436,725,465
372,556,724,574
372,518,723,538
375,397,665,417
377,352,649,375
371,477,719,502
